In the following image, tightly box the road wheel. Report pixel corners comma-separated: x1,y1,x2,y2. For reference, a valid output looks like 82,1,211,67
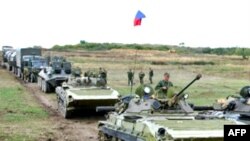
58,96,71,119
42,80,50,93
98,130,111,141
37,77,41,87
30,74,36,83
41,80,44,92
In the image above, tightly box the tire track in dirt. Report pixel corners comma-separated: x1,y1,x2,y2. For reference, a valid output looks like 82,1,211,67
14,75,101,141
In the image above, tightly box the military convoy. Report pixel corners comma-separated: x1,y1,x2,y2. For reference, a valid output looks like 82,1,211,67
2,45,250,140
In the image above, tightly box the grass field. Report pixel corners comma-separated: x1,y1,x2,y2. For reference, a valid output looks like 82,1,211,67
46,49,250,105
0,69,55,141
1,49,250,140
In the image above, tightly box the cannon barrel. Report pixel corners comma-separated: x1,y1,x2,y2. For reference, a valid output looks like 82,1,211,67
176,74,202,98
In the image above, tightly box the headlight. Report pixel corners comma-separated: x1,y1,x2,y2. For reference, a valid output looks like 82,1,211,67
68,95,73,102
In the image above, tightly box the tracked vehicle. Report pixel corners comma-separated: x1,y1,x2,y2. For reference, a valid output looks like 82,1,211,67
98,74,239,141
214,86,250,123
56,70,120,118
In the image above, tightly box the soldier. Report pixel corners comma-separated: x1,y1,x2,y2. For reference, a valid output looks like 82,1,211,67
138,70,145,84
155,72,174,99
127,69,134,86
99,67,103,75
99,68,107,84
72,67,82,77
149,68,154,84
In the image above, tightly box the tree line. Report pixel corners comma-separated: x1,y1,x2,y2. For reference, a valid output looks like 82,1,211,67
52,41,249,58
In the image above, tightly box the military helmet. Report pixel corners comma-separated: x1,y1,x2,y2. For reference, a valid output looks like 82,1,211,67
240,86,250,98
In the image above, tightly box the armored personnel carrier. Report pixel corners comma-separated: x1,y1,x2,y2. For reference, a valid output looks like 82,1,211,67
98,74,239,141
56,69,120,118
38,56,71,93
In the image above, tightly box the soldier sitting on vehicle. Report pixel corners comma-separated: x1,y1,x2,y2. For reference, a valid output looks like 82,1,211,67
71,67,82,77
155,72,174,99
99,67,107,84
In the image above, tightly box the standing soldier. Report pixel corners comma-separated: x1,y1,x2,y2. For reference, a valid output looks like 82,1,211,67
138,70,145,84
149,68,154,84
102,68,107,84
127,69,134,86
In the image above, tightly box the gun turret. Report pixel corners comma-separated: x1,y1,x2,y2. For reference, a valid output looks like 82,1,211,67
168,74,202,108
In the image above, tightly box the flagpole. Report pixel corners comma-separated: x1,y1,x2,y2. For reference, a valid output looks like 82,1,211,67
130,10,145,95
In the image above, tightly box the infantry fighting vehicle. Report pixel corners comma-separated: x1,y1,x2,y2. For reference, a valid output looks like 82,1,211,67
38,56,71,93
214,86,250,119
56,69,120,118
98,74,239,141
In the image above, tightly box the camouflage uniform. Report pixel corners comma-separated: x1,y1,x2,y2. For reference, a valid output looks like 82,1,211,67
139,71,145,84
100,69,107,84
149,69,154,84
127,70,134,86
72,67,82,77
23,67,29,81
155,80,174,99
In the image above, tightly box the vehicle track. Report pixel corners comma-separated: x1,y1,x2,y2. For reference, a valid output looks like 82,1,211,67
11,70,102,141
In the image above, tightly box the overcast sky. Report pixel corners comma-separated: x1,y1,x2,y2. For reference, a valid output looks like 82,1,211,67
0,0,249,48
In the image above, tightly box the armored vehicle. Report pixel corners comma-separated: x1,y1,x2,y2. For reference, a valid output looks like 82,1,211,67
56,70,120,118
38,56,71,93
98,74,239,141
16,47,42,78
214,86,250,118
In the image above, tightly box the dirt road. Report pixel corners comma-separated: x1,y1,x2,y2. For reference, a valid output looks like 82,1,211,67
19,79,102,141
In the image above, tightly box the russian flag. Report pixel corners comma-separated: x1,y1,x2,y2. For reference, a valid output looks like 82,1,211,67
134,10,146,26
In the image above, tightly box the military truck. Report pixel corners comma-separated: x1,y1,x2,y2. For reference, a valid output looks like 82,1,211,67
16,48,42,79
38,56,71,93
23,56,48,82
56,69,120,118
98,74,240,141
1,46,13,68
9,51,17,73
5,50,15,71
